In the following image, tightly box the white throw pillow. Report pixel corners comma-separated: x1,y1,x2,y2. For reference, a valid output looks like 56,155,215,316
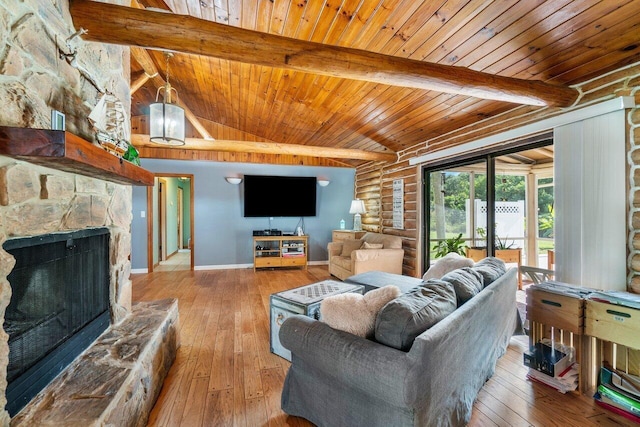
423,252,474,280
320,285,401,338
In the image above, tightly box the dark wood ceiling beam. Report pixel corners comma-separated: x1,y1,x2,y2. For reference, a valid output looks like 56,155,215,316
70,0,579,107
131,134,398,162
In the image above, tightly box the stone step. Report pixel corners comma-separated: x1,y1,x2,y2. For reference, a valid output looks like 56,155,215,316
11,299,179,427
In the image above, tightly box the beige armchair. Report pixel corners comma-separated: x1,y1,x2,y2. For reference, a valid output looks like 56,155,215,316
328,232,404,280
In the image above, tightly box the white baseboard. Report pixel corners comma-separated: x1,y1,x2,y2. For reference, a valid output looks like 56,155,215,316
194,263,253,271
194,261,328,270
134,262,329,273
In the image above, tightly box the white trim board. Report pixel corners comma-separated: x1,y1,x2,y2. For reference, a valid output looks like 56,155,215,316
409,96,635,166
194,263,253,271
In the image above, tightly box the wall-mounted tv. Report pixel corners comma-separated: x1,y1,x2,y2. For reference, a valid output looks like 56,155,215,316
243,175,317,217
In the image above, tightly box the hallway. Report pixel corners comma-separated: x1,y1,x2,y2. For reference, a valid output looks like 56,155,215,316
155,250,191,272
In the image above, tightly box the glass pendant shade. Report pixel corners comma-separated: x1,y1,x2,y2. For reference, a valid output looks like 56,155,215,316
149,101,185,146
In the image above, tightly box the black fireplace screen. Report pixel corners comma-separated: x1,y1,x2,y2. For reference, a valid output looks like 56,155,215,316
2,227,110,416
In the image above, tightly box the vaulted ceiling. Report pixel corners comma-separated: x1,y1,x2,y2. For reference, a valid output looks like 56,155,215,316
72,0,640,166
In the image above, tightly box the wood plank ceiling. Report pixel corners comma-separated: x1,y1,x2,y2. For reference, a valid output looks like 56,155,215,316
122,0,640,166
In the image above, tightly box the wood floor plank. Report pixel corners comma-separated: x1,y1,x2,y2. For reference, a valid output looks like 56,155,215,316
203,389,234,426
233,352,247,427
242,332,264,400
179,376,209,426
133,266,637,427
208,329,234,392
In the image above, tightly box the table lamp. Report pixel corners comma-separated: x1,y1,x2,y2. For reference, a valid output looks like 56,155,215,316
349,199,366,231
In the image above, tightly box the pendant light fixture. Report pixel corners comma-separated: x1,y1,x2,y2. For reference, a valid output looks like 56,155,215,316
149,52,185,146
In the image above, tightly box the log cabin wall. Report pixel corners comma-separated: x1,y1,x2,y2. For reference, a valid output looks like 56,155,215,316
356,62,640,284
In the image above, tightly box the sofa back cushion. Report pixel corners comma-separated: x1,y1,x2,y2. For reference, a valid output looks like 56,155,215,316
374,280,456,351
362,232,402,249
340,238,363,257
440,267,484,306
422,252,474,280
472,257,507,286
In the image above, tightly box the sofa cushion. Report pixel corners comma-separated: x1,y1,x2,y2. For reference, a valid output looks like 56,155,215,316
472,257,507,286
422,252,474,280
362,232,402,249
374,280,456,351
340,239,363,257
330,255,351,270
320,285,401,338
362,242,384,249
440,267,484,306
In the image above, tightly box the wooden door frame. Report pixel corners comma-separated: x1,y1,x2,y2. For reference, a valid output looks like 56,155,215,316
177,187,184,250
158,178,167,262
147,173,195,272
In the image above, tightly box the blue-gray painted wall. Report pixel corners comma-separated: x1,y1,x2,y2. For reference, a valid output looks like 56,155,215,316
131,159,356,269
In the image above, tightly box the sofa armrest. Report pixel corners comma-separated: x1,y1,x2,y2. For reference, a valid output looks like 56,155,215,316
327,241,343,257
280,315,410,407
351,248,404,275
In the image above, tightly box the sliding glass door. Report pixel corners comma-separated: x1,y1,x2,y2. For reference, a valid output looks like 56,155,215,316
422,140,554,273
426,161,487,264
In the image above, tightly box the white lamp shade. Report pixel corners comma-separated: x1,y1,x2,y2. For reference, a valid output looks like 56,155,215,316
150,102,186,146
349,199,366,214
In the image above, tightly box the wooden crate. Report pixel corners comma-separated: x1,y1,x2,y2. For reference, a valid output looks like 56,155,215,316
526,287,586,393
585,300,640,350
527,288,584,334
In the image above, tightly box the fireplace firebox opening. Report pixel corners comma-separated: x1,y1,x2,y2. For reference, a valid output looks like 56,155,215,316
2,227,110,416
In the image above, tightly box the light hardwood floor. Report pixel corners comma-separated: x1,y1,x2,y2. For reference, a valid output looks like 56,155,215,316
132,266,635,426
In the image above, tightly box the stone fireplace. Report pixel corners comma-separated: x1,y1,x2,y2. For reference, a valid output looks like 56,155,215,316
0,0,177,424
0,162,137,423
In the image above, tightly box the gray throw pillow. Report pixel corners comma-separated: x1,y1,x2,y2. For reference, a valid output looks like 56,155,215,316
440,267,484,306
374,280,456,352
472,257,506,286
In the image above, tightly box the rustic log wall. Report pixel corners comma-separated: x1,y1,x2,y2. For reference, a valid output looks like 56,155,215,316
357,62,640,283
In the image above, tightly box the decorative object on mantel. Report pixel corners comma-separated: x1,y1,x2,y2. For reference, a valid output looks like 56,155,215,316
88,92,130,156
349,199,366,231
149,52,185,146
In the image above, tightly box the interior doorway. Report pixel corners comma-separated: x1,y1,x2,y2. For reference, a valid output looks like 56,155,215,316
147,174,194,272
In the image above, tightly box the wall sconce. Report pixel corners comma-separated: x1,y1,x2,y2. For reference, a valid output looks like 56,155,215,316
349,199,366,231
317,178,330,187
225,177,242,185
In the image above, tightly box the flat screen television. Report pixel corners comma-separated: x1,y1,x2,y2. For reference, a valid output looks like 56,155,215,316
243,175,317,217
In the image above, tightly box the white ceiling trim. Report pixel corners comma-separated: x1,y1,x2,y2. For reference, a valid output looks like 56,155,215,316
409,96,635,166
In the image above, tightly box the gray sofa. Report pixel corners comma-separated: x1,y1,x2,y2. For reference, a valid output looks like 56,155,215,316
279,267,519,426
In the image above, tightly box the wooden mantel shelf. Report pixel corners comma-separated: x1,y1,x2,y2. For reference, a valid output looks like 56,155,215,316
0,127,154,186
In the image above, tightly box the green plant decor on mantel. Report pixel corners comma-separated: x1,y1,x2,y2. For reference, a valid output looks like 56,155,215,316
433,233,467,258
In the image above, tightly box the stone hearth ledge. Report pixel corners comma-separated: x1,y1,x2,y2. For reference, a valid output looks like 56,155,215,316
10,299,179,427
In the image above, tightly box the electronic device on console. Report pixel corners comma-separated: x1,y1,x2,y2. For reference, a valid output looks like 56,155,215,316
252,229,282,236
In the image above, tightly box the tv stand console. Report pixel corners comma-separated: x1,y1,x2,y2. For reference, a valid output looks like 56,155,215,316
253,235,308,271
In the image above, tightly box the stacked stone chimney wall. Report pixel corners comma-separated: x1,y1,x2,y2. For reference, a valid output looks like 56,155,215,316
0,0,131,423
